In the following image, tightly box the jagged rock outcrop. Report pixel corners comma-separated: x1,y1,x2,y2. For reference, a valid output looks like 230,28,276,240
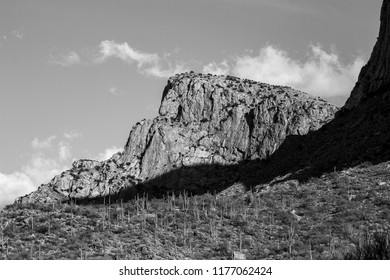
16,73,338,204
345,0,390,109
237,0,390,185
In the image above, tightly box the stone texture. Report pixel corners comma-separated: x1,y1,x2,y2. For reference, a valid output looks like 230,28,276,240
345,0,390,109
16,73,338,204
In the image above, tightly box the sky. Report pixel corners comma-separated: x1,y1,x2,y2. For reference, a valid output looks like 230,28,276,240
0,0,383,208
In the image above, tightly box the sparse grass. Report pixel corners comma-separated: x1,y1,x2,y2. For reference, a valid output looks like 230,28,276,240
1,161,390,259
345,231,390,260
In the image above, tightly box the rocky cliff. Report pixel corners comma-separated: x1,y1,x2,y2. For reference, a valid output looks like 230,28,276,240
345,0,390,109
240,0,390,185
16,73,338,204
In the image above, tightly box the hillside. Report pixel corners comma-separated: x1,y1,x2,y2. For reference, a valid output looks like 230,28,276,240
1,0,390,261
1,161,389,260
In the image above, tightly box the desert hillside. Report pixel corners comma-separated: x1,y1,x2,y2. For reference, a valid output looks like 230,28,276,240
1,0,390,260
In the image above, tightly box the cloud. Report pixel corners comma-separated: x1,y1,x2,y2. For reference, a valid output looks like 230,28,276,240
203,44,365,99
63,131,82,140
0,131,128,210
0,28,24,46
95,146,123,161
58,141,71,161
49,51,81,66
203,60,230,76
96,40,158,66
26,139,72,186
11,28,24,40
0,133,79,209
21,153,65,185
0,134,126,209
0,152,68,210
31,135,57,149
142,63,188,78
108,87,125,96
95,40,187,78
0,172,35,210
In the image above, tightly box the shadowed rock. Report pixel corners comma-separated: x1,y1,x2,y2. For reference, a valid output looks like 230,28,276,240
16,0,390,206
15,73,337,204
345,0,390,109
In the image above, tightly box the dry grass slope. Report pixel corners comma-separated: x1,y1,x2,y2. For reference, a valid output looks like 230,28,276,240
1,161,390,260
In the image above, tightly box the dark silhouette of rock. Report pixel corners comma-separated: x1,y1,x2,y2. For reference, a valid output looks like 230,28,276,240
345,0,390,109
241,0,390,185
15,73,337,204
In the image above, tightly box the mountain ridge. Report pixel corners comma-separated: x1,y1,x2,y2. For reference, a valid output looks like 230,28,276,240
15,73,338,205
345,0,390,109
3,0,390,261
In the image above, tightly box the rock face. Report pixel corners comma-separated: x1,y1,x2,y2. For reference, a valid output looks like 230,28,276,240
238,0,390,185
345,0,390,109
16,73,338,204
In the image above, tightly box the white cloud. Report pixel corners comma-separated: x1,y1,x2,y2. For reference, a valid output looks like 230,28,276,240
0,131,125,209
0,172,35,210
96,40,158,66
21,153,64,185
0,134,77,209
58,141,71,161
95,40,187,78
26,137,74,185
108,87,125,96
0,142,123,209
203,60,230,75
0,152,68,210
204,44,365,99
49,51,81,66
31,135,57,149
96,146,123,161
11,28,24,40
142,63,188,78
63,131,82,140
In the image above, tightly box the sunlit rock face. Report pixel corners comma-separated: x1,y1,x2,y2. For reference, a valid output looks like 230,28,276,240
16,73,338,204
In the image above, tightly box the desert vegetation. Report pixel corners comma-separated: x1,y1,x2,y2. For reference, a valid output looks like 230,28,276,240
1,161,389,260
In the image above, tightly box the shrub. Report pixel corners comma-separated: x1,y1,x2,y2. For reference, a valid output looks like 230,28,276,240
81,207,100,219
36,224,49,234
13,251,30,260
345,231,390,260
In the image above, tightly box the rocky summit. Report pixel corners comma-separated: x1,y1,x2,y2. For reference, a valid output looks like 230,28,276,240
16,73,337,204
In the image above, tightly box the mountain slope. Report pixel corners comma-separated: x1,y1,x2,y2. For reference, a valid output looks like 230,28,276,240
2,0,390,261
345,0,390,109
16,73,337,204
242,0,390,186
2,161,390,260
